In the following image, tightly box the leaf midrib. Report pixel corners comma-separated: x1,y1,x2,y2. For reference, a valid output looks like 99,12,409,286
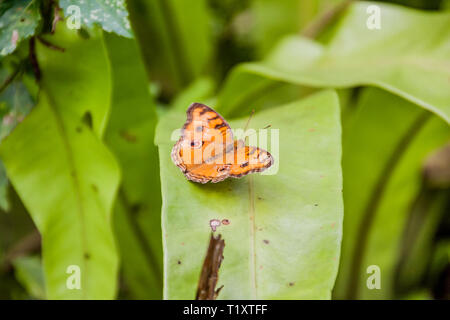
45,92,88,299
248,175,257,299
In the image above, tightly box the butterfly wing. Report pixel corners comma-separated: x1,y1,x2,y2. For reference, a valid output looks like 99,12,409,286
180,163,231,184
228,140,273,178
171,103,234,183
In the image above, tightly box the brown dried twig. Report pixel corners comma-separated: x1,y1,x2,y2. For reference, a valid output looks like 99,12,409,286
301,0,354,39
51,3,63,34
28,37,41,81
2,229,41,272
37,36,65,52
196,233,225,300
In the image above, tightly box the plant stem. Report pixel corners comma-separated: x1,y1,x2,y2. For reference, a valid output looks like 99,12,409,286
346,111,430,299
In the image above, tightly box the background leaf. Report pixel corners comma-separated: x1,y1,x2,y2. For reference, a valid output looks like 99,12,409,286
0,65,36,212
0,0,41,56
156,90,343,299
104,33,162,299
0,70,34,142
126,0,212,99
59,0,132,38
219,1,450,122
334,88,450,299
0,23,120,299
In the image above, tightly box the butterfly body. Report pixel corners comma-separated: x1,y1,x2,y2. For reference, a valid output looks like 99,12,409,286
171,103,273,184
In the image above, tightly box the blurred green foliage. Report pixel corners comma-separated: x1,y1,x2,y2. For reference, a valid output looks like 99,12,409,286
0,0,448,300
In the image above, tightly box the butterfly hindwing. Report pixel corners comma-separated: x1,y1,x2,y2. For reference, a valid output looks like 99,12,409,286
228,142,273,177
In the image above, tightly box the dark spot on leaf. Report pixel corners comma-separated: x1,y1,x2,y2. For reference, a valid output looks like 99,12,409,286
84,253,90,259
20,18,25,22
78,28,90,39
81,111,93,129
120,130,137,143
263,239,269,244
289,282,295,287
76,126,82,133
91,184,98,193
221,219,230,225
257,196,263,200
130,203,141,214
177,260,182,265
314,204,318,206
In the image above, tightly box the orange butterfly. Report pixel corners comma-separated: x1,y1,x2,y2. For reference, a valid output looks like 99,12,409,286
171,103,274,184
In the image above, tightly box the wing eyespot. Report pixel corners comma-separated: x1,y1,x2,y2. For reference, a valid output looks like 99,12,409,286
190,140,202,148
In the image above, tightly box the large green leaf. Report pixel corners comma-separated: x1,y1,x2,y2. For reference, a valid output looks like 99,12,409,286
126,0,212,98
0,24,119,299
36,25,112,137
219,1,450,122
59,0,132,38
156,90,343,299
0,0,41,56
334,88,450,299
104,33,162,299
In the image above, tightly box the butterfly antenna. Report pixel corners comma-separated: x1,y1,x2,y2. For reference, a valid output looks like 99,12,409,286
244,109,255,131
245,124,272,137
